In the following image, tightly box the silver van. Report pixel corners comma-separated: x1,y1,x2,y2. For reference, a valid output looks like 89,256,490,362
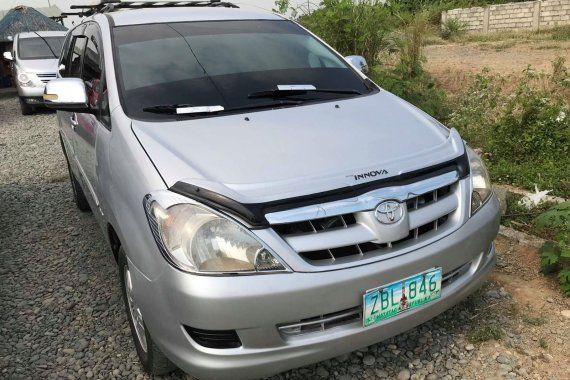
43,2,500,379
3,31,66,115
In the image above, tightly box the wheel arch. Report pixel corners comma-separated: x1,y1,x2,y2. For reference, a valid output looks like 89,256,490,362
108,223,121,263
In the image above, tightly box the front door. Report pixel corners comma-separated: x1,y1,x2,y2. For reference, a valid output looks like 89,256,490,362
66,23,110,216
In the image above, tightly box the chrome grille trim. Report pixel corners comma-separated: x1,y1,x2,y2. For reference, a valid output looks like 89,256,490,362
408,194,457,230
278,262,472,337
265,171,459,225
270,172,462,263
37,73,57,84
277,307,361,336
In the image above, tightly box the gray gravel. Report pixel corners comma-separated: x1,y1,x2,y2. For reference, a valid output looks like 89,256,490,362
0,94,515,379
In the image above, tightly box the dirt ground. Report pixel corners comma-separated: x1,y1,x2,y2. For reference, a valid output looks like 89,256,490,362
424,40,570,93
471,234,570,380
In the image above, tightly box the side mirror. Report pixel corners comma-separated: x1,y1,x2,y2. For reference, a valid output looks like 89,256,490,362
3,51,13,61
345,55,369,74
43,78,91,113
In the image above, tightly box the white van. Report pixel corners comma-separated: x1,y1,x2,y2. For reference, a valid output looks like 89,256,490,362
3,31,67,115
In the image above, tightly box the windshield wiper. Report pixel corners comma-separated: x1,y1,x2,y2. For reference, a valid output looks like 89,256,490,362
248,87,362,99
142,104,224,115
33,32,57,59
142,100,303,116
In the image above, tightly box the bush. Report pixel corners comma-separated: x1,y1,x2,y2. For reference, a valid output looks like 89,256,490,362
551,25,570,41
371,69,449,120
440,17,468,40
446,69,503,147
447,62,570,198
298,0,395,67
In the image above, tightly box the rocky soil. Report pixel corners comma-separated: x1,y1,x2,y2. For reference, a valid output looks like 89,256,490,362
0,94,569,379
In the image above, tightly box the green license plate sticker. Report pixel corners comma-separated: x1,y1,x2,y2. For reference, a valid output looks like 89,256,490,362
363,268,442,327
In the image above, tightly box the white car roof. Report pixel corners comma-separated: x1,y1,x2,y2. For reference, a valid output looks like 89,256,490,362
107,7,283,26
17,31,67,39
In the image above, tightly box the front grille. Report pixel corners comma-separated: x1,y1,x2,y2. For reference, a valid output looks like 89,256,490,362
36,73,57,83
272,176,460,264
273,213,357,235
184,326,241,349
278,263,471,337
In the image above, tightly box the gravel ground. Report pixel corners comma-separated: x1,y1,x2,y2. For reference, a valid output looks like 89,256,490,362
0,94,566,380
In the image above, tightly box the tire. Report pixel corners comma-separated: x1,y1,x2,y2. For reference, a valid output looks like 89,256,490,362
118,248,177,375
19,97,34,115
69,169,91,212
59,134,91,212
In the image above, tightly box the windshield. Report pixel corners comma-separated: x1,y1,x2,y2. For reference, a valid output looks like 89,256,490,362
18,36,65,60
113,20,374,120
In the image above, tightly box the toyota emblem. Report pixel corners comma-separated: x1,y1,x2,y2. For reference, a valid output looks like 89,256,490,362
374,201,404,224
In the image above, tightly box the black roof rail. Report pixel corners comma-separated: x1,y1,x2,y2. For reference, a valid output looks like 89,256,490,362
70,1,239,17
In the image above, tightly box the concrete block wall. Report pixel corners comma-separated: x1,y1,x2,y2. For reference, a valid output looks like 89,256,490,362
444,6,486,32
488,1,536,32
541,0,570,27
442,0,570,33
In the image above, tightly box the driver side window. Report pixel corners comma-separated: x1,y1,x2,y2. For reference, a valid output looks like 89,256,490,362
68,36,87,78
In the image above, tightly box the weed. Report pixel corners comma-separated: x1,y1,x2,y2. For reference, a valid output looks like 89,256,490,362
506,303,519,318
535,202,570,295
395,11,432,79
468,323,504,343
441,17,468,40
551,25,570,41
532,44,561,50
539,337,548,349
523,315,546,326
492,41,517,51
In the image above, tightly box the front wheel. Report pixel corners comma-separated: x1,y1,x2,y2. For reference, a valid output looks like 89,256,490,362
19,97,34,115
118,248,177,375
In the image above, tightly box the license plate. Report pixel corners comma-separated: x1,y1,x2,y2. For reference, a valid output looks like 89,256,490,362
363,268,442,327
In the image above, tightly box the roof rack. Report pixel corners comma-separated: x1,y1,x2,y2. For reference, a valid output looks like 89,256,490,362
69,1,239,17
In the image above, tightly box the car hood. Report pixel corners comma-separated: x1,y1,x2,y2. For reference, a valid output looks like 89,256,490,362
132,91,465,204
16,58,58,74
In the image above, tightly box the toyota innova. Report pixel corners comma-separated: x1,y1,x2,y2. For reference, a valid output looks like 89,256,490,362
44,1,500,379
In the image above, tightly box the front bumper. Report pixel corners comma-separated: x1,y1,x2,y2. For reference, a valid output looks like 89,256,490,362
17,84,46,98
130,195,500,380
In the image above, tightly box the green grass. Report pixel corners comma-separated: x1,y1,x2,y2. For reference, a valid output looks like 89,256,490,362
446,25,570,44
468,323,504,343
490,160,570,200
531,44,562,50
551,25,570,41
523,314,546,326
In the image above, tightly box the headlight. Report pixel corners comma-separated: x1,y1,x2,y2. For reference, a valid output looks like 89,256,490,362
17,72,32,86
144,192,288,274
467,146,492,214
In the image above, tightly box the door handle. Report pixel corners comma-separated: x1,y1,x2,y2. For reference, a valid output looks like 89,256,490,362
70,113,78,131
